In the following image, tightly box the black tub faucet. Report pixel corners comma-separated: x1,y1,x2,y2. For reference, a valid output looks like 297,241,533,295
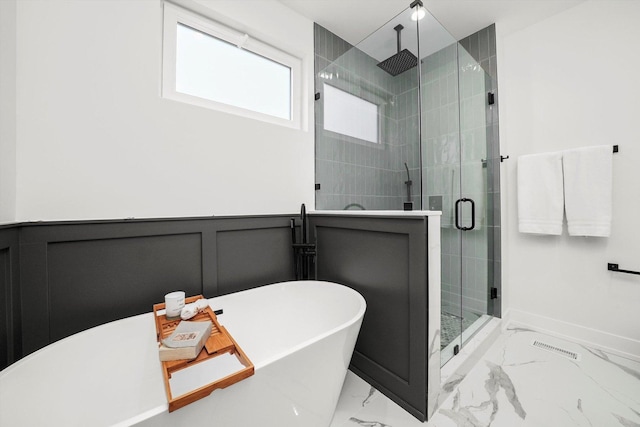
291,203,315,280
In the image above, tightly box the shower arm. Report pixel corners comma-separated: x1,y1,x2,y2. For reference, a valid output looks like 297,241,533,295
394,25,403,54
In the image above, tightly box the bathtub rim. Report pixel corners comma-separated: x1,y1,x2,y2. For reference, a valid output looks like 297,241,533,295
211,280,366,370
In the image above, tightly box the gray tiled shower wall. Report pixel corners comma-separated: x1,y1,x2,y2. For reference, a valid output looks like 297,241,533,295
314,24,420,211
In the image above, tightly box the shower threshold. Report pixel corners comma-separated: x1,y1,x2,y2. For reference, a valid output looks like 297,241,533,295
440,314,495,368
441,311,480,350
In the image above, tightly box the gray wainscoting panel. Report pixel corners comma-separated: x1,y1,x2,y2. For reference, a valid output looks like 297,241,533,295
216,225,295,296
311,214,429,421
0,227,20,370
18,241,48,355
47,233,203,342
0,248,9,369
316,226,411,381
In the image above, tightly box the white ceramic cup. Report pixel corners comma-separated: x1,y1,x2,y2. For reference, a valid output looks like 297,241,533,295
165,291,185,319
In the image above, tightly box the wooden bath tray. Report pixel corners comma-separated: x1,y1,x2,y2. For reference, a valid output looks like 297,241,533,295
153,295,254,412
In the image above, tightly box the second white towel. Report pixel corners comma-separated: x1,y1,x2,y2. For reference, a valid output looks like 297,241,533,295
562,145,613,237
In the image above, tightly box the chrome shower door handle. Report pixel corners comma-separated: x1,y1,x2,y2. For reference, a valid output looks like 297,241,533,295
455,198,475,231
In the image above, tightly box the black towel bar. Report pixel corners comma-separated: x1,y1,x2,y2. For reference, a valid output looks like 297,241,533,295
608,263,640,275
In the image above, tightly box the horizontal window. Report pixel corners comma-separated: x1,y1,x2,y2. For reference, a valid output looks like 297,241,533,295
162,3,302,129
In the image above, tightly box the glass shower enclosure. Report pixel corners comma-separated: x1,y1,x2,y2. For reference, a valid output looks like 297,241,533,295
314,2,500,367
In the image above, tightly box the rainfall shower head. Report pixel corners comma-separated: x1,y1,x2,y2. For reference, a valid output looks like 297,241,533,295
377,24,417,77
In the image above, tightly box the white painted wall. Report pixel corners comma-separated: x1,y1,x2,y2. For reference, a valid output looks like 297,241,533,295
11,0,314,221
0,0,17,222
498,0,640,358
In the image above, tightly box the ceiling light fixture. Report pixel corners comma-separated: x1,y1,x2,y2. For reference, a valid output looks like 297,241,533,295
411,7,426,21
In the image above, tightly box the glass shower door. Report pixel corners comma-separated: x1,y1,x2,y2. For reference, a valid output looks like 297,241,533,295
419,36,464,365
419,25,493,365
457,45,492,356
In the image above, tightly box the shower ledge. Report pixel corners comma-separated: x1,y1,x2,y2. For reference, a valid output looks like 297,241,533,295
310,210,442,217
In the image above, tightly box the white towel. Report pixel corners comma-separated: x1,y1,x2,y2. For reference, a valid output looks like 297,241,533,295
517,151,564,235
562,145,613,237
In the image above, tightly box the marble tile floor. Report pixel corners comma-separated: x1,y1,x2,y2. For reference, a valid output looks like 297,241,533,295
331,327,640,427
330,369,425,427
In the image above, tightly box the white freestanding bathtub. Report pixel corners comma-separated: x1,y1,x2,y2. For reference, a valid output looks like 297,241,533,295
0,280,366,427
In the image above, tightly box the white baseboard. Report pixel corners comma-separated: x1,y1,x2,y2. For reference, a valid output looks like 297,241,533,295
503,309,640,363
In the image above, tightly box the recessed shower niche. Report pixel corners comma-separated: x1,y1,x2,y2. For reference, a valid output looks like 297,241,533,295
313,0,501,383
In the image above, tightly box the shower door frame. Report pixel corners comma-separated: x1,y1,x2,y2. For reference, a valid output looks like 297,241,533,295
438,30,501,366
